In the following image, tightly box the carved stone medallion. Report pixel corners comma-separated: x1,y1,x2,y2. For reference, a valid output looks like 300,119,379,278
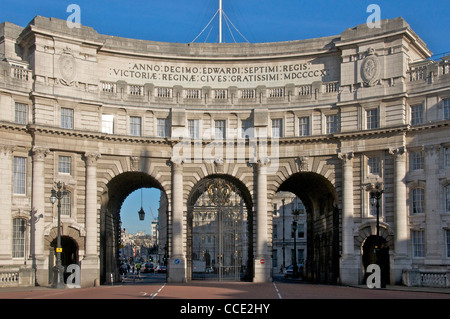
361,47,380,87
58,48,77,86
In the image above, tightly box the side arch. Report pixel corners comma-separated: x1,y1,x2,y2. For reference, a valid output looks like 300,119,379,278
273,166,341,284
97,158,170,284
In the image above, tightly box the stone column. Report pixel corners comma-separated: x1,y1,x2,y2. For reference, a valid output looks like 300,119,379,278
390,147,409,283
81,152,100,287
338,152,359,285
167,158,186,283
424,145,441,263
31,147,49,285
0,145,15,261
254,158,272,283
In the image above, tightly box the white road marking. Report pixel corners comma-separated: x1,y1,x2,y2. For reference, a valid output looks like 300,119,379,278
150,283,166,299
273,282,282,299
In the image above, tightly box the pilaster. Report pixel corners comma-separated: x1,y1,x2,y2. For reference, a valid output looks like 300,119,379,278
31,146,49,286
0,145,15,261
424,145,442,263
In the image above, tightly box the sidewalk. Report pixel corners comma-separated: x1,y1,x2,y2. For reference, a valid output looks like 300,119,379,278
273,274,450,295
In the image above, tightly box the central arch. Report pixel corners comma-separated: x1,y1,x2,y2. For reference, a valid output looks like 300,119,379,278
186,174,253,282
276,172,340,283
99,171,167,284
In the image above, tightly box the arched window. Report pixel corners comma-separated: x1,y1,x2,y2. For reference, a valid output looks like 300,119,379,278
12,218,26,258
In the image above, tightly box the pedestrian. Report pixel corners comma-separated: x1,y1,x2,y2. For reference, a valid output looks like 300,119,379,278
136,262,141,278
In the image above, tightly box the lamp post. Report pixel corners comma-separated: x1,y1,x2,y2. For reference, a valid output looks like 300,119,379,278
369,183,383,245
292,208,300,278
369,182,384,287
50,181,68,289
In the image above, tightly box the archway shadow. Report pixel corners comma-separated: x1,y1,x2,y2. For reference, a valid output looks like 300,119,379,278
277,172,340,284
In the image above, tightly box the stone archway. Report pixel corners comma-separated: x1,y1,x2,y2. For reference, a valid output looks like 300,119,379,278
357,223,394,285
276,172,340,284
49,236,79,268
186,174,253,282
100,171,168,284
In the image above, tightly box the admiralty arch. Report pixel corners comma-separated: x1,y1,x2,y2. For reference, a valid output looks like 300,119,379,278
0,16,449,288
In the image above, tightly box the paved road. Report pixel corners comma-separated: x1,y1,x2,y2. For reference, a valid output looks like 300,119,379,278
0,273,448,300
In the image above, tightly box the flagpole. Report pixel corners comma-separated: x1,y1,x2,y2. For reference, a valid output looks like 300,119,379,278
219,0,223,43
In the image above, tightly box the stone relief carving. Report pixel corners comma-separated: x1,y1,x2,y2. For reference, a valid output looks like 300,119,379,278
361,47,380,87
58,47,77,86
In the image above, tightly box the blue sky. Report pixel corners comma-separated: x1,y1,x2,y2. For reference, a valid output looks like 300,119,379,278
0,0,449,55
1,0,448,233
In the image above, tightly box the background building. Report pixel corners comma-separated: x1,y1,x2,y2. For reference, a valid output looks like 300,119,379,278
272,192,307,275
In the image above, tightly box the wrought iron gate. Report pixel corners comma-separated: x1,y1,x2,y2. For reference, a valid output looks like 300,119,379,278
188,178,249,281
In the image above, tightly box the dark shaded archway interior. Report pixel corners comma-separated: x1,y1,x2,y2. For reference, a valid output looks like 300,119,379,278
100,171,167,284
277,172,340,284
50,236,79,268
362,235,389,285
186,174,254,281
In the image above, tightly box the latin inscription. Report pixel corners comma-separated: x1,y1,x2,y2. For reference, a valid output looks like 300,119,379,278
108,61,329,86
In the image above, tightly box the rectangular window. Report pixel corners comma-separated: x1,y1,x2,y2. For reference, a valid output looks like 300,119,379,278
61,108,74,129
273,249,278,268
215,120,226,139
241,119,253,139
188,119,200,139
130,116,142,136
12,219,26,258
13,156,26,195
411,104,424,125
368,157,381,175
447,230,450,258
410,151,424,170
102,114,114,134
369,192,382,217
61,192,71,216
15,102,28,125
157,118,168,138
271,119,282,138
412,230,425,257
298,249,305,264
298,117,310,136
444,99,450,120
411,188,425,214
367,108,379,129
297,224,305,238
445,147,450,168
446,185,450,213
326,114,339,134
58,156,71,174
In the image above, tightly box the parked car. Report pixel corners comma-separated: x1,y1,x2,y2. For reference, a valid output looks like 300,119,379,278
144,263,154,273
158,266,167,273
284,264,304,278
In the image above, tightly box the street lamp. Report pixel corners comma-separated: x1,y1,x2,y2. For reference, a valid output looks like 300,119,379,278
50,181,68,289
369,183,383,242
292,208,301,278
369,182,385,287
